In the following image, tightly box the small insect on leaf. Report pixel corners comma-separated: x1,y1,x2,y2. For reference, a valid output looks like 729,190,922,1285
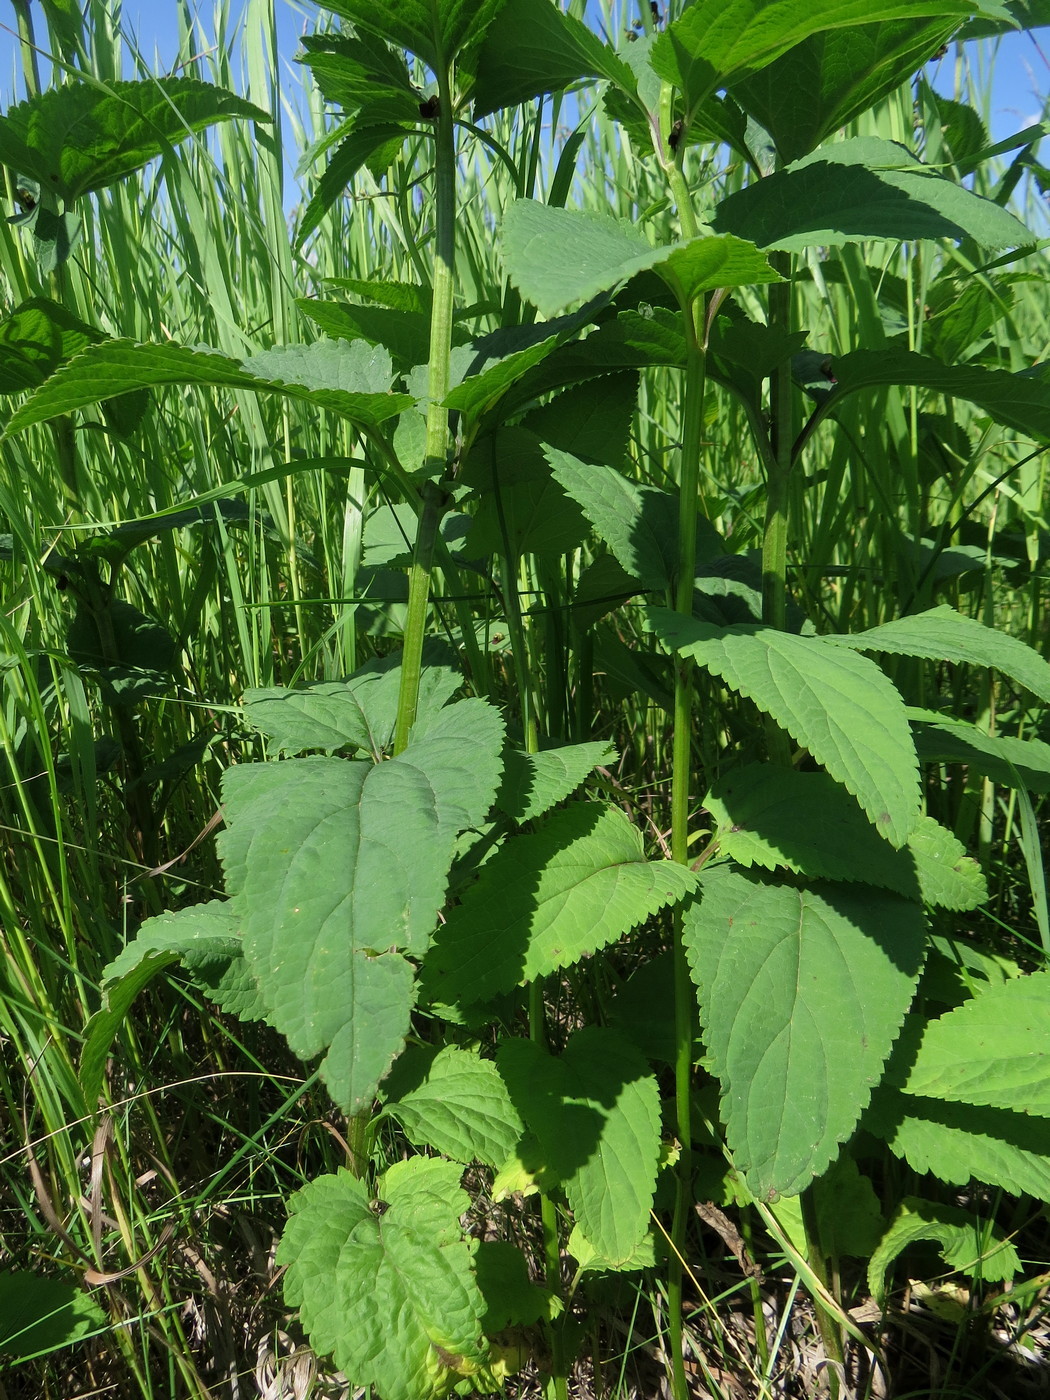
419,95,440,119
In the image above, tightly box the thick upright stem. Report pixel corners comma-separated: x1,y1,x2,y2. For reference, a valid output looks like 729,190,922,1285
763,257,793,633
393,64,456,756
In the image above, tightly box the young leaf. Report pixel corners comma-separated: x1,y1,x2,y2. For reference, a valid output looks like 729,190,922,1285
498,1028,662,1266
707,765,986,909
3,339,412,437
868,1197,1020,1307
0,78,268,203
901,971,1050,1114
502,200,777,318
645,610,921,846
422,802,698,1008
226,699,504,1111
712,137,1031,251
495,741,617,823
684,866,927,1199
278,1159,488,1400
381,1045,525,1166
827,605,1050,705
866,1086,1050,1198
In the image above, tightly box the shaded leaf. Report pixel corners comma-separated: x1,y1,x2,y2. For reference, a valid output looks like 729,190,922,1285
382,1045,524,1166
0,1271,104,1361
495,741,617,823
868,1197,1020,1306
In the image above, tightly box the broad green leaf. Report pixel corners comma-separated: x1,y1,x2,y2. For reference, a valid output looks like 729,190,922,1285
645,611,920,846
547,450,677,590
0,297,104,392
298,298,433,367
498,1028,661,1266
0,1271,105,1361
442,336,561,418
652,2,1009,118
684,867,926,1198
912,713,1050,793
226,699,504,1111
278,1159,488,1400
0,78,268,203
320,0,507,72
382,1045,524,1166
67,597,176,707
243,641,460,757
819,348,1050,443
423,802,697,1008
707,765,985,909
297,30,418,122
495,741,616,823
771,1156,883,1259
868,1197,1020,1307
462,429,592,559
712,137,1031,251
474,1242,550,1330
502,200,777,318
866,1086,1050,1198
522,371,638,469
4,339,411,437
83,900,264,1105
828,605,1050,704
902,971,1050,1114
733,19,959,162
472,0,637,119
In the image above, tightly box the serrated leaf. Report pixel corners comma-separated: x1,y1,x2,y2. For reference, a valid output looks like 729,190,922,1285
474,1242,550,1330
0,78,268,203
771,1155,883,1258
868,1196,1020,1306
442,335,561,418
296,121,410,247
463,429,591,559
278,1159,487,1400
226,699,504,1111
0,1271,105,1361
684,867,926,1198
547,450,678,590
472,0,637,119
866,1086,1050,1198
297,30,418,122
243,641,460,758
901,971,1050,1114
652,2,1009,123
522,371,638,469
498,1028,661,1266
828,605,1050,704
733,19,959,163
84,900,263,1106
712,136,1031,251
707,764,985,909
3,339,411,437
646,611,920,846
0,296,104,393
322,0,508,76
912,713,1050,793
423,802,697,1008
502,200,777,317
495,741,616,823
382,1045,524,1166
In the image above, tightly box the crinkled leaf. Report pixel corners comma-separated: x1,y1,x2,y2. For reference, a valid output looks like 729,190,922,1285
902,971,1050,1114
278,1159,487,1400
502,200,777,318
472,0,637,119
423,802,697,1008
712,137,1031,251
828,604,1050,704
868,1196,1020,1306
382,1045,524,1166
707,764,985,909
866,1086,1050,1198
4,339,410,437
243,641,460,757
684,866,926,1198
225,699,504,1111
0,78,268,202
646,610,920,846
0,1271,105,1361
495,741,616,823
498,1028,661,1266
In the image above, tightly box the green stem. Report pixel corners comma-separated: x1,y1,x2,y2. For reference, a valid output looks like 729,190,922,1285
762,257,793,633
800,1186,843,1399
392,59,456,756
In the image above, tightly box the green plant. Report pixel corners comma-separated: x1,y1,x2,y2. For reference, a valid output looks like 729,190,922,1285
4,2,1050,1398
